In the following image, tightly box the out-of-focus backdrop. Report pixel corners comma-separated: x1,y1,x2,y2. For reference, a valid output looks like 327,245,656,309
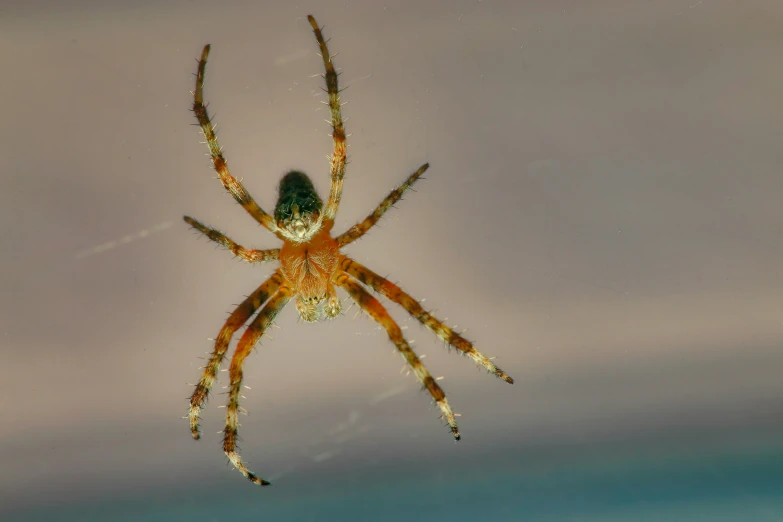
2,0,782,520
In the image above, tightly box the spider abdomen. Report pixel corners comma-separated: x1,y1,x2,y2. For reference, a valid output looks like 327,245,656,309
275,171,323,221
274,171,325,240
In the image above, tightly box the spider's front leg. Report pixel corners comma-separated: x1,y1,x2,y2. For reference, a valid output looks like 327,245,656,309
223,284,293,486
189,272,283,439
340,255,514,384
336,272,460,439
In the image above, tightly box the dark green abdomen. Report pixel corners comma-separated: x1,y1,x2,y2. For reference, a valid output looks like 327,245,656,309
274,171,323,222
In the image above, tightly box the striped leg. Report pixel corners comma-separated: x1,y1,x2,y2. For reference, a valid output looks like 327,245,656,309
192,45,284,240
335,272,460,440
308,15,346,223
339,256,513,384
336,163,429,248
189,272,283,439
184,216,279,263
224,286,293,486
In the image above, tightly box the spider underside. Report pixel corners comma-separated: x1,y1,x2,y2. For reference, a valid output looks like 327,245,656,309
185,15,513,487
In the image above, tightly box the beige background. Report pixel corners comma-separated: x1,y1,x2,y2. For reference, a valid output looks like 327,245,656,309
1,0,782,520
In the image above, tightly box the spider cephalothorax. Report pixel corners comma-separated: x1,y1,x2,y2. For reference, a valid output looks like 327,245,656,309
184,15,513,487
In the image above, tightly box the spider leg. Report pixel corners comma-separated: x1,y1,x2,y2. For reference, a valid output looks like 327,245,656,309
339,256,514,384
307,15,346,224
336,163,429,248
189,271,283,439
335,272,460,440
224,285,293,486
192,45,284,240
184,216,280,263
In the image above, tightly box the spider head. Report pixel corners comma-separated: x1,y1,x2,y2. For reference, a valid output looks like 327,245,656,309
275,171,323,242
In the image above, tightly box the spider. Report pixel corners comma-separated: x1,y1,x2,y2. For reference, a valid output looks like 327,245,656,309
185,15,513,486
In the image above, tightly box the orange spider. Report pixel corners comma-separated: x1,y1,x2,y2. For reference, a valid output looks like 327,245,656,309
185,15,513,486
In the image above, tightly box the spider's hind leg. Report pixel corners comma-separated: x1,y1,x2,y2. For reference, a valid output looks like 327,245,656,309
308,15,346,224
191,44,283,240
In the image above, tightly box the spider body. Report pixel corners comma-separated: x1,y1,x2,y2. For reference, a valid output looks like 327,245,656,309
274,171,341,320
185,15,513,487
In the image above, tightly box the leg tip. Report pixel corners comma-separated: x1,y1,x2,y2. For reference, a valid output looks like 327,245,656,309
250,474,272,486
494,368,514,384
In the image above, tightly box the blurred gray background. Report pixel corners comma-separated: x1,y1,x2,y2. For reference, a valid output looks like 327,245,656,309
1,0,782,520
